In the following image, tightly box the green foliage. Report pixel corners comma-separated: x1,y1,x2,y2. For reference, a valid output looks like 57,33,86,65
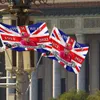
57,90,88,100
86,90,100,100
95,90,100,97
50,98,57,100
86,95,100,100
76,90,89,100
49,90,100,100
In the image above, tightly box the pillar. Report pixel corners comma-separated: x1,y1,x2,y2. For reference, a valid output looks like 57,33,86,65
89,40,99,93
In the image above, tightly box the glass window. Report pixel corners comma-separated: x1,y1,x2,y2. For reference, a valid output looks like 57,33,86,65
30,51,35,67
61,78,66,94
12,51,16,67
12,20,16,25
60,19,75,29
38,78,43,100
0,39,3,47
84,18,100,28
9,79,16,94
85,52,89,92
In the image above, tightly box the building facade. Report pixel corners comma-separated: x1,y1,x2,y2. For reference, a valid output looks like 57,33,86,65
0,1,100,100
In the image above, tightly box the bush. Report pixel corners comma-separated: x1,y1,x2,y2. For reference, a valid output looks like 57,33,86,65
86,90,100,100
76,90,89,100
57,90,88,100
50,90,100,100
50,98,57,100
86,95,100,100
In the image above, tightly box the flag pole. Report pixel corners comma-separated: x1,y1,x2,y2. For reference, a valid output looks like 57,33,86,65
25,53,43,94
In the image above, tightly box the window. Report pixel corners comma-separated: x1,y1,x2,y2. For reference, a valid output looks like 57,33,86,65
60,19,75,29
12,20,16,25
28,21,34,25
0,53,6,99
30,51,35,67
85,44,90,92
61,78,66,94
38,78,43,100
0,87,6,100
85,53,89,92
9,79,16,94
0,39,3,47
12,51,16,67
12,20,17,68
84,18,100,28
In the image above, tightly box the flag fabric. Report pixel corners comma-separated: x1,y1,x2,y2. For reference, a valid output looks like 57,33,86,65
42,26,67,60
0,22,89,74
42,43,58,61
0,22,51,52
48,27,89,74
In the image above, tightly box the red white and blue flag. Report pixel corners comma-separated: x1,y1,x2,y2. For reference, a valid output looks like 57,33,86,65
47,27,89,74
0,22,51,52
0,22,89,74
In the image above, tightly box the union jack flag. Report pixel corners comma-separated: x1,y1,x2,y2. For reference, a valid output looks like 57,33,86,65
0,22,51,52
47,27,89,74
